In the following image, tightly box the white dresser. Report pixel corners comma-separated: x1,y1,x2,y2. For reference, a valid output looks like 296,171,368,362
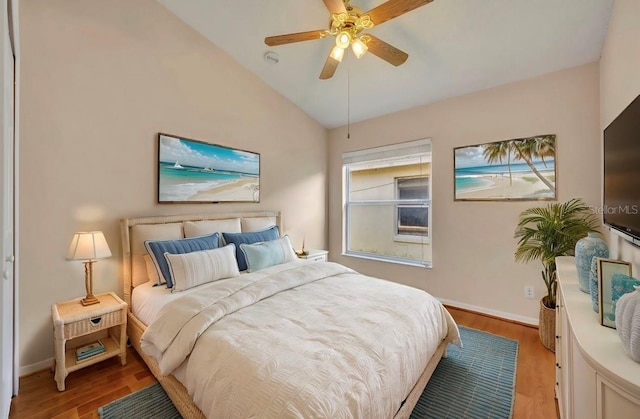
555,256,640,419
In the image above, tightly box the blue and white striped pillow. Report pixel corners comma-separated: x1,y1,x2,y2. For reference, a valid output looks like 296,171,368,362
144,232,219,288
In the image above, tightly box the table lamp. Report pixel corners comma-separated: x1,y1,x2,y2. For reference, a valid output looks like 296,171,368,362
66,231,112,306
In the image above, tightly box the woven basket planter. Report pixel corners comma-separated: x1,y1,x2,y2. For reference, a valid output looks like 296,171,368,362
539,296,556,352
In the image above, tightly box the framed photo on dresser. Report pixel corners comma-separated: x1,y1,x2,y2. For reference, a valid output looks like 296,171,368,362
597,258,632,328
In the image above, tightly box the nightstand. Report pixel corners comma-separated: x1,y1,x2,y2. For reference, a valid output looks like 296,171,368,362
298,249,329,262
51,292,127,391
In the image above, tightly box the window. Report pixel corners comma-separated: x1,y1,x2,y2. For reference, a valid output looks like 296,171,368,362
396,177,429,237
343,139,432,267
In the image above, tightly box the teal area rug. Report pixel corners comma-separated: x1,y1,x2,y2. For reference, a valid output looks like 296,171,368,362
98,382,179,419
99,327,517,419
411,326,518,418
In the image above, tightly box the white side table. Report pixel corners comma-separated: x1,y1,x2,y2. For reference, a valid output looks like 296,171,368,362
51,292,127,391
298,249,328,262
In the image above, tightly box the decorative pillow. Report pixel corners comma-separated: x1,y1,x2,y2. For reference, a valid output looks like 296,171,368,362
222,225,279,271
240,236,297,273
165,244,240,292
145,232,219,288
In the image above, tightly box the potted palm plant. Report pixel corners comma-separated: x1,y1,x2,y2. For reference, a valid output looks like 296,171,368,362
514,198,600,351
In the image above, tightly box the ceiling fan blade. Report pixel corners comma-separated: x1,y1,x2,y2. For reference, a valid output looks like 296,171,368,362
366,35,408,66
365,0,433,26
322,0,347,14
265,30,326,46
319,54,340,80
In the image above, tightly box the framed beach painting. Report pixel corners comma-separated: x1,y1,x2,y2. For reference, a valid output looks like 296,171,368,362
454,134,556,201
157,133,260,203
597,258,632,329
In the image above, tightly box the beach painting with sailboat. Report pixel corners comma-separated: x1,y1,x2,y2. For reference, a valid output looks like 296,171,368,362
158,133,260,203
454,134,556,201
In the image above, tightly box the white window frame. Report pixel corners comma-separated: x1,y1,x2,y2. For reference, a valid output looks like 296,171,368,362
394,176,430,241
342,139,432,268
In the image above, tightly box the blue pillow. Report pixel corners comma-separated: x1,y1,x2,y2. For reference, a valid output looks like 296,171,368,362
222,225,279,271
145,232,219,288
240,236,298,273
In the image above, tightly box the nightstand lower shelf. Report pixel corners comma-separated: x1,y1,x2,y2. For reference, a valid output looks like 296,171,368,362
63,335,122,372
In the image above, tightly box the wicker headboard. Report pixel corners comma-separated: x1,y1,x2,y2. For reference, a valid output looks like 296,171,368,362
120,211,282,308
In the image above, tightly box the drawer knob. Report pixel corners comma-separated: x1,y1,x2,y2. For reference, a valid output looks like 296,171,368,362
90,317,102,325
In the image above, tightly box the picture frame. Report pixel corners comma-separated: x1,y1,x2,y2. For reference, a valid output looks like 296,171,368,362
597,258,632,328
157,133,260,203
453,134,556,201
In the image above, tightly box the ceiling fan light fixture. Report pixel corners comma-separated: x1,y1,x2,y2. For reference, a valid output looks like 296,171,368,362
335,30,352,49
351,37,368,58
330,45,345,62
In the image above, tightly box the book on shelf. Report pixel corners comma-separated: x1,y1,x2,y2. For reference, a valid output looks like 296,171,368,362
75,340,106,361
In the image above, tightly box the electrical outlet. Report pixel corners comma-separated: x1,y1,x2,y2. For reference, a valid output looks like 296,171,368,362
524,286,535,299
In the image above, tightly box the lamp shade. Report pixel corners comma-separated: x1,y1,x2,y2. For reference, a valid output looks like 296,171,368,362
66,231,112,261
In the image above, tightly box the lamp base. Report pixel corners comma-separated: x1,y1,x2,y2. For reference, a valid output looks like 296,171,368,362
80,294,100,306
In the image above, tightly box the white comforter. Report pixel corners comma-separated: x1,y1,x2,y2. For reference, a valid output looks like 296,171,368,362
141,261,460,419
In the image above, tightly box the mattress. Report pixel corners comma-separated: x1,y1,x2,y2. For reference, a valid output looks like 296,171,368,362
139,261,460,418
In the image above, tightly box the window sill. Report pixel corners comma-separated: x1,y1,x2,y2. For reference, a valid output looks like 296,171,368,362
342,251,432,268
392,235,431,244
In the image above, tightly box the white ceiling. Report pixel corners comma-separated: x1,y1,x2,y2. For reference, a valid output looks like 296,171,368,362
157,0,613,129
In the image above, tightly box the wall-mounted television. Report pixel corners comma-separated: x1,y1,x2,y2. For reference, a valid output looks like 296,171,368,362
603,93,640,246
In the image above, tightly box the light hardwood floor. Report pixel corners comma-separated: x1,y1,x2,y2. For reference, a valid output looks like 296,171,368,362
9,307,557,419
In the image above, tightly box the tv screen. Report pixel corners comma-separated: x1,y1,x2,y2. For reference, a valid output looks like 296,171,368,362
603,93,640,243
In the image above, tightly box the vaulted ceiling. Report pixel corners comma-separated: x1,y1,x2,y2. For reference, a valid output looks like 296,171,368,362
157,0,613,128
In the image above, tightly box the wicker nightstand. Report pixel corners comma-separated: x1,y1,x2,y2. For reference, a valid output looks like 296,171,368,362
51,292,127,391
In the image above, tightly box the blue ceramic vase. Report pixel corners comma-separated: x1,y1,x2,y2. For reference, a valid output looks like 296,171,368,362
612,274,640,316
575,232,609,293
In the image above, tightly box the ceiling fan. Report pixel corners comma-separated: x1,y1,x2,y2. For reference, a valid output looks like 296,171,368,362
264,0,434,80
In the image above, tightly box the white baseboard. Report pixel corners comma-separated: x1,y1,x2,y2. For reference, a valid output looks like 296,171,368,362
20,357,53,377
438,298,539,326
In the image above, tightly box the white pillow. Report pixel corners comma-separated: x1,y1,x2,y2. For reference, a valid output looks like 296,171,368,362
183,219,241,238
164,244,240,292
130,223,183,287
239,236,298,273
144,254,160,284
241,217,276,232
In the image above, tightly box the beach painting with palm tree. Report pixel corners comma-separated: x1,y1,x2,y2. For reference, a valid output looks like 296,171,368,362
454,134,556,201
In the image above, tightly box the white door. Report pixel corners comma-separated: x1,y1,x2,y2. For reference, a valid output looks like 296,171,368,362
0,0,15,416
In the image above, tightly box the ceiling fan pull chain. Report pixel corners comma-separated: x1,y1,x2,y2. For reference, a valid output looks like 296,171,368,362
347,53,351,139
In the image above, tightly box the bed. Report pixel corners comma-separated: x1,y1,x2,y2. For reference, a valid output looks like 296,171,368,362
121,211,460,418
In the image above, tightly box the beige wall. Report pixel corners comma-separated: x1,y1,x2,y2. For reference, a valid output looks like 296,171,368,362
600,0,640,273
329,63,601,323
18,0,327,371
